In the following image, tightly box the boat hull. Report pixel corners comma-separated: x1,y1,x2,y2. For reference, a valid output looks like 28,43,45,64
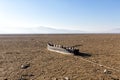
47,44,74,55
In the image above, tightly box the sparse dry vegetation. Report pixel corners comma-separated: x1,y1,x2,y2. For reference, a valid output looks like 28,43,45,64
0,34,120,80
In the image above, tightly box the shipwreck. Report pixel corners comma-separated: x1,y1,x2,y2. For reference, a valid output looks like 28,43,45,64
47,43,79,55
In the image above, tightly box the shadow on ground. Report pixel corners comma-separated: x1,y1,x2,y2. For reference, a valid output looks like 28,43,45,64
70,44,91,57
74,52,91,57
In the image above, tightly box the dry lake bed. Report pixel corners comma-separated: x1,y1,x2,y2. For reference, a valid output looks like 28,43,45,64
0,34,120,80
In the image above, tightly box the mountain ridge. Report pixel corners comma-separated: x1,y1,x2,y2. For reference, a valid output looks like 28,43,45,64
0,26,120,34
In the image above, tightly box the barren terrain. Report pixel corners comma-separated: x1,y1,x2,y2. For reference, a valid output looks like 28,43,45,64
0,34,120,80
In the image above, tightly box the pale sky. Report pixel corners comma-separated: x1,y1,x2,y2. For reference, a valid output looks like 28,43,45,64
0,0,120,33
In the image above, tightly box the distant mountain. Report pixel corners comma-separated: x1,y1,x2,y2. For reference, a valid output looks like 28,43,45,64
1,26,120,34
19,26,85,34
32,26,85,34
0,26,85,34
108,28,120,33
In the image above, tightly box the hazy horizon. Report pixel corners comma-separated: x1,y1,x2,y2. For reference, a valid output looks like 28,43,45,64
0,0,120,34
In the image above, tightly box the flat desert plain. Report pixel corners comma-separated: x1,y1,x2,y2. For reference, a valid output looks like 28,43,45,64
0,34,120,80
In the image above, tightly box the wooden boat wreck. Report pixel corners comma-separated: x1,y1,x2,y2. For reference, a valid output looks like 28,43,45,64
47,43,79,55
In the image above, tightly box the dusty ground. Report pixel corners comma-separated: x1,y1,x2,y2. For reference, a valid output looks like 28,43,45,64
0,34,120,80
